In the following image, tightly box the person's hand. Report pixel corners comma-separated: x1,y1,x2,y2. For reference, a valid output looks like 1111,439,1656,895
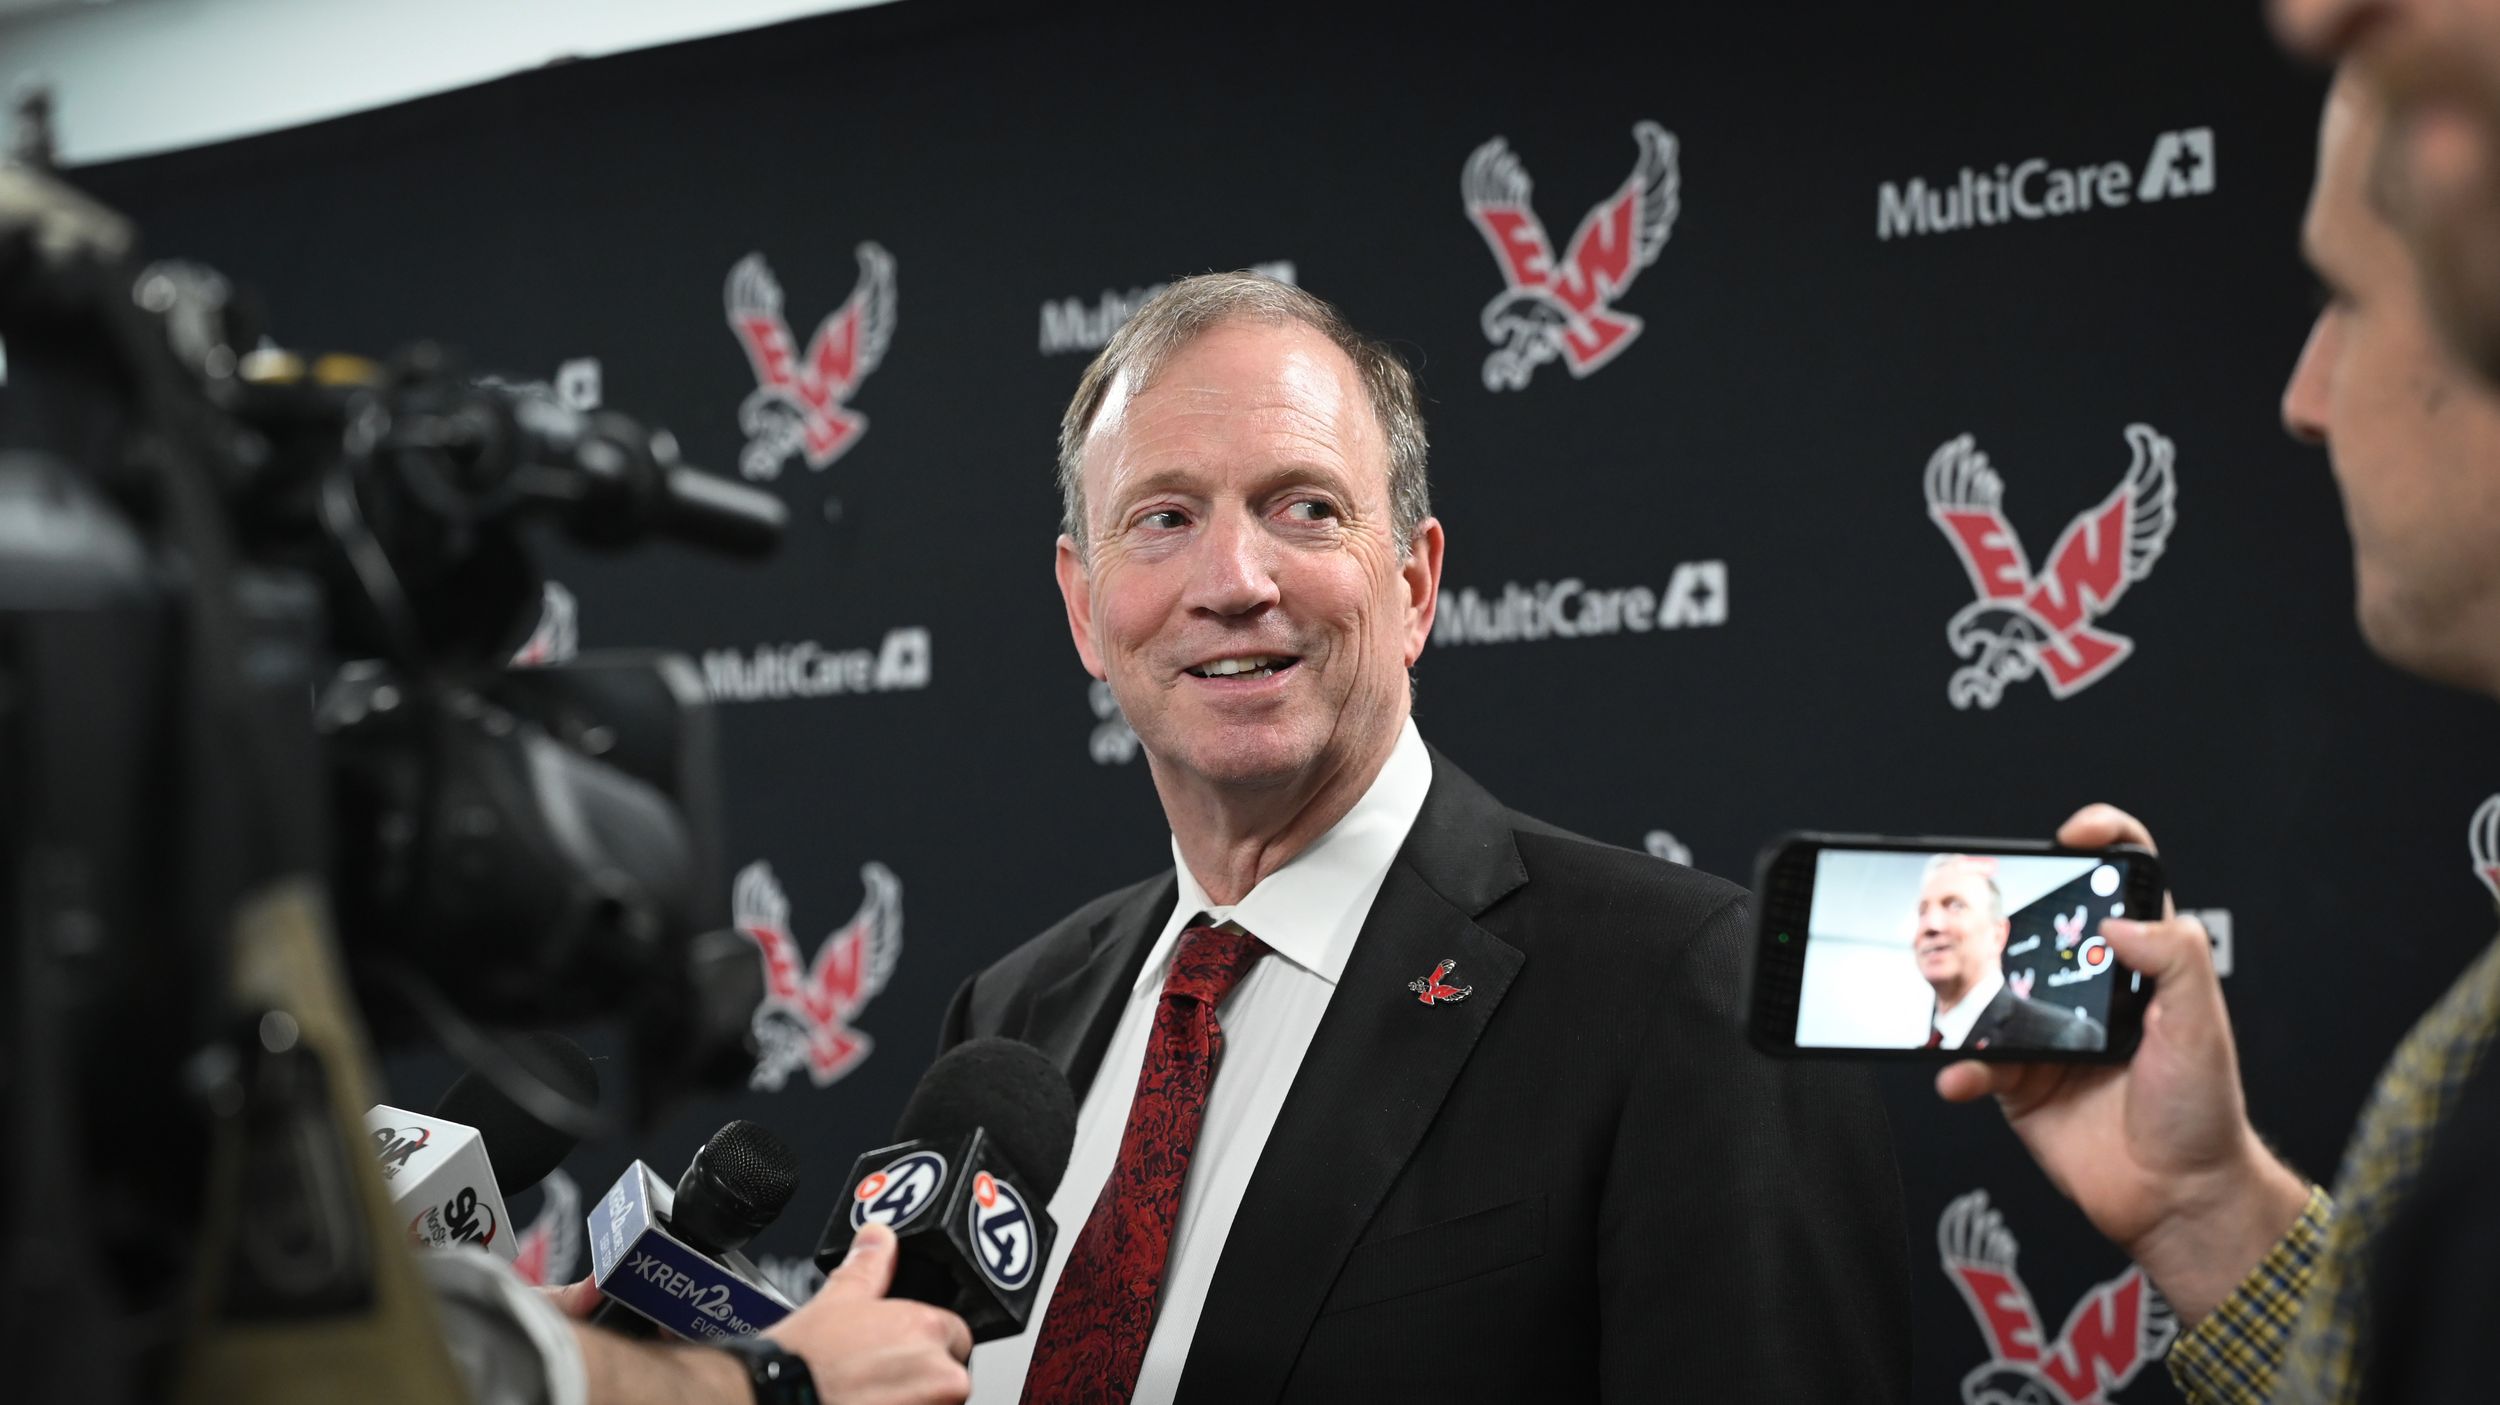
762,1221,973,1405
1935,803,2311,1322
540,1276,602,1320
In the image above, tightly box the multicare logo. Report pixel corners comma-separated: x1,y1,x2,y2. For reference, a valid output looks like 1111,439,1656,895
1463,121,1680,390
736,861,904,1091
1877,127,2217,241
725,245,897,481
1926,424,2178,708
1087,680,1140,765
1941,1190,2176,1404
1040,260,1297,356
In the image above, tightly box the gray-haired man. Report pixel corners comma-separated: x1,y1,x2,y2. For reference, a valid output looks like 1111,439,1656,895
943,273,1910,1404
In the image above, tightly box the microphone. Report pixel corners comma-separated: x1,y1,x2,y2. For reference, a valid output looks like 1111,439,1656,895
813,1038,1077,1342
364,1107,519,1262
587,1119,803,1341
363,1032,599,1262
434,1031,600,1195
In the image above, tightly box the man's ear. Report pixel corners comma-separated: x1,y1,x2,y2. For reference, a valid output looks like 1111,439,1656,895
1990,920,2012,960
1056,534,1107,680
1399,517,1446,666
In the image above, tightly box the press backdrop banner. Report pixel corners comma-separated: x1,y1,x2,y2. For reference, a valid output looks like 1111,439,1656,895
69,1,2500,1399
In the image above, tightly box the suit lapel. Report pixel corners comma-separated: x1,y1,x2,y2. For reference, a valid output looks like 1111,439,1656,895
1015,874,1174,1105
1179,753,1528,1403
1968,983,2018,1052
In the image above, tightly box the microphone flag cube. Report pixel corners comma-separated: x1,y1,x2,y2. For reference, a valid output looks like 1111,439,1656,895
365,1104,518,1263
813,1130,1055,1342
586,1159,796,1341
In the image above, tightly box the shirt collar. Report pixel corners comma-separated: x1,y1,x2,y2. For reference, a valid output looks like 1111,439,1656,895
1934,966,2007,1048
1133,719,1434,998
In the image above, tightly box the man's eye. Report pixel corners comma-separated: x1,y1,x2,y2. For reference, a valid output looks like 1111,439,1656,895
1139,509,1188,530
1285,499,1338,522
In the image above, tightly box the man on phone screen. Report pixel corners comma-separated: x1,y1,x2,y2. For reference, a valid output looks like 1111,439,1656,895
1914,855,2102,1052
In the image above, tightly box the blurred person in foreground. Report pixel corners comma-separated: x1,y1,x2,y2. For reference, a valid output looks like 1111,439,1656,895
1939,69,2500,1403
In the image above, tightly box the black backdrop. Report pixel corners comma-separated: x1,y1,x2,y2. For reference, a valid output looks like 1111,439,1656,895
67,1,2500,1399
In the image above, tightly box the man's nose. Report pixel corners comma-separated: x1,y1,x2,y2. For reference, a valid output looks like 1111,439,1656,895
2281,311,2335,446
2268,0,2385,62
1187,509,1281,616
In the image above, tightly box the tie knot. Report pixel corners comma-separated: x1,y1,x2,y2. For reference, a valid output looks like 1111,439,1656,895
1164,923,1269,1008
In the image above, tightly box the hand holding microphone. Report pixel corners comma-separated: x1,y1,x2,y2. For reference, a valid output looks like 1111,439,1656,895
756,1222,973,1405
814,1037,1078,1342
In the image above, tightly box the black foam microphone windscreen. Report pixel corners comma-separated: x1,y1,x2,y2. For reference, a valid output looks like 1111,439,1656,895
890,1037,1078,1202
433,1031,600,1193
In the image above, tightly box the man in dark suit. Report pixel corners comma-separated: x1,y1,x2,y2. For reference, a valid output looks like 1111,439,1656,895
1914,854,2101,1053
947,273,1909,1404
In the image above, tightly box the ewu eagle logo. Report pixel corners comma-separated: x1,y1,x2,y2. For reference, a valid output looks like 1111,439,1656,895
735,860,904,1090
724,245,896,481
1463,121,1680,391
509,1170,582,1288
2471,794,2500,907
1941,1191,2177,1404
1925,424,2178,709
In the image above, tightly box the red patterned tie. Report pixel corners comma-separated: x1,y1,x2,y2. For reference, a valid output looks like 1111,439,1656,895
1020,923,1269,1405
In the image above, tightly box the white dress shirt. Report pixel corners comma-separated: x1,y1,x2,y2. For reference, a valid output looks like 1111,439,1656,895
965,720,1433,1405
1932,966,2006,1050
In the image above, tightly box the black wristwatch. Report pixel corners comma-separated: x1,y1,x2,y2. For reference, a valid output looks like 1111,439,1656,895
713,1334,821,1405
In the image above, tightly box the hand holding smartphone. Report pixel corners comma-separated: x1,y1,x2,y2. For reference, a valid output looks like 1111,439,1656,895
1750,833,2161,1062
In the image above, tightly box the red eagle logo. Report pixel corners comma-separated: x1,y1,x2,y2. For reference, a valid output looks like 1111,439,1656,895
1463,121,1680,391
508,1170,582,1288
1925,424,2178,709
509,581,578,668
735,860,905,1090
1940,1190,2177,1404
2472,795,2500,907
1408,958,1474,1006
724,245,897,482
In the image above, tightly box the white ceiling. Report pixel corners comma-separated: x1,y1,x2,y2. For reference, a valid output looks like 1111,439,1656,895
2,0,899,165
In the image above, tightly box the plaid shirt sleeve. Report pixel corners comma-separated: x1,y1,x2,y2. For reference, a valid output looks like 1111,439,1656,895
2164,1185,2337,1404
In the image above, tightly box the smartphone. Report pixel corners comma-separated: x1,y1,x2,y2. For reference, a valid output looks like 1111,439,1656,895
1749,832,2162,1061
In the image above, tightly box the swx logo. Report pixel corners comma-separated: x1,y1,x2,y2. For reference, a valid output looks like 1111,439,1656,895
372,1126,431,1179
1878,127,2215,241
409,1186,497,1251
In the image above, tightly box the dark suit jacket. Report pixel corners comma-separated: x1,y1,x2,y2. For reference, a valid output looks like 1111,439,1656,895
941,752,1911,1403
1962,983,2103,1052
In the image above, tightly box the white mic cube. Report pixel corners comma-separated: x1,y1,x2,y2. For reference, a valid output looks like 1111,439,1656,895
365,1104,519,1263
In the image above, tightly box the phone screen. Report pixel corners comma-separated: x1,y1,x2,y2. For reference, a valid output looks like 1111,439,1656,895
1789,847,2142,1054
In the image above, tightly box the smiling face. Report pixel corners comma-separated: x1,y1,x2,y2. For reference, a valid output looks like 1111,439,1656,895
1913,860,2009,1007
1055,317,1442,801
